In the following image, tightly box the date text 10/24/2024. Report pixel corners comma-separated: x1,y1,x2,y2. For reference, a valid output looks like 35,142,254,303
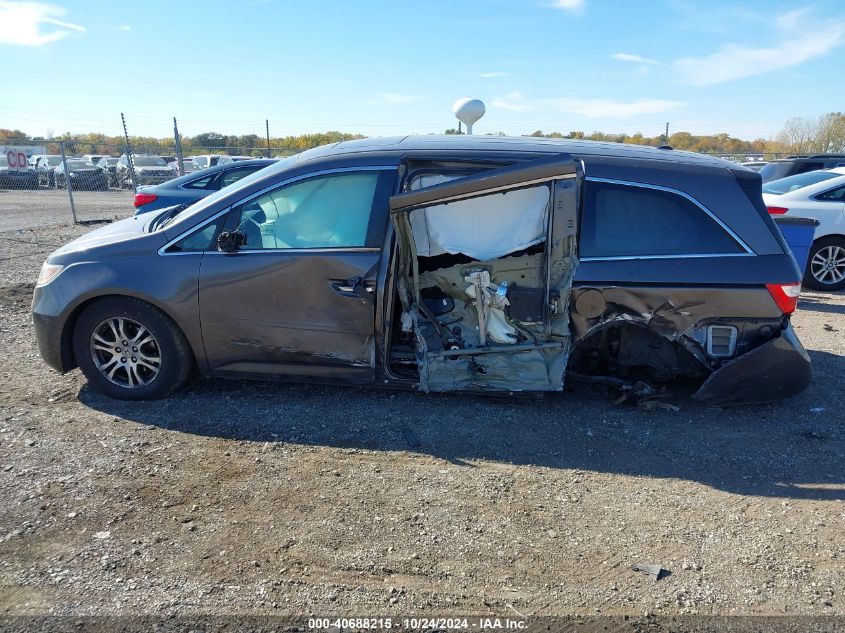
308,617,527,630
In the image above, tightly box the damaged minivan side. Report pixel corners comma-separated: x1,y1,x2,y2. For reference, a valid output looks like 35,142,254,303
389,156,581,393
31,135,812,405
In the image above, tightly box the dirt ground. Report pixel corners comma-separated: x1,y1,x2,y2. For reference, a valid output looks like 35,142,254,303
0,218,843,628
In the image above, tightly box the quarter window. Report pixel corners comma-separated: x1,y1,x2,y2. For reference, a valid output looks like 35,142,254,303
219,166,261,188
232,171,387,250
184,174,217,190
167,219,223,252
816,185,845,201
581,181,745,257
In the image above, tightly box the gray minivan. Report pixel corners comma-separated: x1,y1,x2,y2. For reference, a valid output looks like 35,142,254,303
32,136,811,405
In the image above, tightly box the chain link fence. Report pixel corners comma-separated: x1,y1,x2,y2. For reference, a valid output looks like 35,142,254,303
0,137,294,231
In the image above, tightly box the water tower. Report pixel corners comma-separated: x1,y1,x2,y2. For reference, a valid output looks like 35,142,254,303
452,97,485,135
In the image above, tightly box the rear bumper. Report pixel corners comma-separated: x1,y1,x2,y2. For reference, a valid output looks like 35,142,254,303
693,322,811,406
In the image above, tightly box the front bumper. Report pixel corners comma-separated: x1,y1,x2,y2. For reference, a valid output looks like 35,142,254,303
32,309,67,373
0,172,39,189
135,173,173,185
693,323,811,406
68,175,108,190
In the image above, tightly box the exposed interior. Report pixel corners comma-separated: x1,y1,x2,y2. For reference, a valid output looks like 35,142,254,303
389,165,579,392
567,323,709,386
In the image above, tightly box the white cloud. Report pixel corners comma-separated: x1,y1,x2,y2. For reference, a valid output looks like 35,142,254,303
611,52,659,65
479,71,509,78
776,7,811,30
546,97,685,118
675,8,845,86
116,25,130,32
548,0,584,12
0,1,85,47
492,92,685,118
379,93,425,104
491,91,534,112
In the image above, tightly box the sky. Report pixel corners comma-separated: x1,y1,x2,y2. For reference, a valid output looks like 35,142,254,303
1,0,844,141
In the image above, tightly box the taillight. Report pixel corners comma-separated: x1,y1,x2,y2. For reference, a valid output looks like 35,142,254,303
767,206,789,215
766,283,801,314
133,193,158,208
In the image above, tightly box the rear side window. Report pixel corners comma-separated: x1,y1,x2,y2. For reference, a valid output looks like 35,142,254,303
816,185,845,201
796,162,824,174
184,174,217,190
760,162,795,181
762,171,840,195
581,181,745,258
219,166,260,188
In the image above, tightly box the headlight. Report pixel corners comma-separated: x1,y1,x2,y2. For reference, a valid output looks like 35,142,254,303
36,261,64,287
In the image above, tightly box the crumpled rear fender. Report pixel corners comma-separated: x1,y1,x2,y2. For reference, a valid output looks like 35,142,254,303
693,323,811,406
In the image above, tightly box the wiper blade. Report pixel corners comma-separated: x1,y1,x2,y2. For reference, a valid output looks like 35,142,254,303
153,203,190,231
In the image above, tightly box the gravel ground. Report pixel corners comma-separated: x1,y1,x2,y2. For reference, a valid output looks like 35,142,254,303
0,219,843,626
0,188,132,231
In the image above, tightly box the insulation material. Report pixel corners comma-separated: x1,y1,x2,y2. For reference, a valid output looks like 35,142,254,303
408,182,550,260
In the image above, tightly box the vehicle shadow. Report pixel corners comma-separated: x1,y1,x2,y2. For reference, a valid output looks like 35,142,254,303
798,296,845,316
78,349,845,502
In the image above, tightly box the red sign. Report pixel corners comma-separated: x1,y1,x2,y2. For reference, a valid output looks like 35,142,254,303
6,149,28,172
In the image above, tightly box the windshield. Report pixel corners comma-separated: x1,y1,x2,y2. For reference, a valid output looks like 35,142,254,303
46,156,62,166
763,171,840,195
0,156,7,167
133,156,167,167
158,155,299,230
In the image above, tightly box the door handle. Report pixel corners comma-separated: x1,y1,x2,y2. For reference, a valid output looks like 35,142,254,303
330,278,375,301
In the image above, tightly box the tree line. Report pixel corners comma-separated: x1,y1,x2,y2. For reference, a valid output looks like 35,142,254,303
0,129,365,157
3,112,843,158
516,112,845,156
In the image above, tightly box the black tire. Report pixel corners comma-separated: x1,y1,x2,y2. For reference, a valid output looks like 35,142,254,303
73,297,193,400
803,236,845,291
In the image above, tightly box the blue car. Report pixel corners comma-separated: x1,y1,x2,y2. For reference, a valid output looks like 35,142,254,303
133,159,277,215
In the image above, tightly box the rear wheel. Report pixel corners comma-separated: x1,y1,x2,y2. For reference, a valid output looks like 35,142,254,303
804,236,845,291
73,297,193,400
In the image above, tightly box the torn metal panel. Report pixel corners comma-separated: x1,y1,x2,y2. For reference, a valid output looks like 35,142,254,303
694,323,811,406
570,285,788,367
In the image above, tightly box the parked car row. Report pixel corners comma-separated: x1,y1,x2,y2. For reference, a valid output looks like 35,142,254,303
0,153,271,191
0,154,39,189
762,167,845,290
132,159,278,213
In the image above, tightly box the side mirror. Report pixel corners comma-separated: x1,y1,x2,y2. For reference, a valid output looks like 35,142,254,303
217,230,246,253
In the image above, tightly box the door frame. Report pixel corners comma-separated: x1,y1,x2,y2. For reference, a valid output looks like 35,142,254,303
386,154,582,389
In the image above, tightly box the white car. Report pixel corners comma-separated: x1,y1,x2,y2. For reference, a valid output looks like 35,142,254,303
190,154,227,169
762,168,845,290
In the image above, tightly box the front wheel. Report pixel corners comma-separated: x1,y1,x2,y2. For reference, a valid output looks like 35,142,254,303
804,236,845,291
73,297,193,400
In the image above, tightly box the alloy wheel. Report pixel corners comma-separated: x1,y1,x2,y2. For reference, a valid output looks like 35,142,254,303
89,317,161,388
810,244,845,286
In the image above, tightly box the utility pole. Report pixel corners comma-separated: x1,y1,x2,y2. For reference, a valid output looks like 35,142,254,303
265,119,271,157
173,117,185,176
58,141,77,224
665,121,670,142
121,112,137,194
